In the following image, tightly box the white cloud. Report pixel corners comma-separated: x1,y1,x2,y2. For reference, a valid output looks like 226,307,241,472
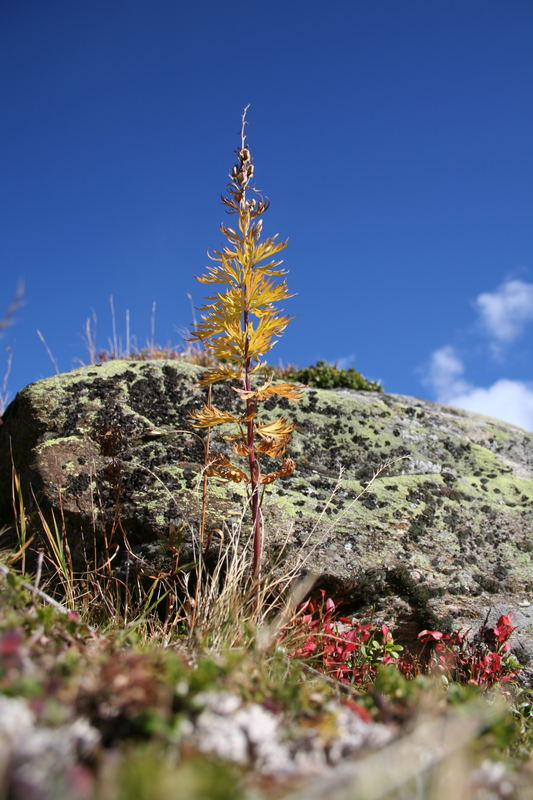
476,279,533,345
448,380,533,432
425,346,469,400
425,346,533,431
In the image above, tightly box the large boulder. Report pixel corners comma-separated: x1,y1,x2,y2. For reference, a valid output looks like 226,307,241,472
1,360,532,658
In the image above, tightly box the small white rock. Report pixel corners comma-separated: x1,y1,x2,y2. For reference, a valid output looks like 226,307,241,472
0,696,35,746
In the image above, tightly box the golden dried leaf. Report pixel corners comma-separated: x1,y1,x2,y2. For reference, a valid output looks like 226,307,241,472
220,224,242,243
256,417,296,440
194,256,241,285
255,438,288,457
246,314,294,359
199,365,242,386
206,454,249,483
251,361,267,374
247,278,293,313
234,381,303,402
260,457,296,484
251,236,287,265
221,195,238,212
256,260,287,276
267,383,303,401
232,441,251,457
190,405,240,428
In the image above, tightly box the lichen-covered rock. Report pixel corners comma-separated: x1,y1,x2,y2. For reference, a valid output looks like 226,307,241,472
0,360,532,656
0,696,99,800
187,690,392,775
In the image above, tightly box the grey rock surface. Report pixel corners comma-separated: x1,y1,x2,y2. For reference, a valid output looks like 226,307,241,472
0,360,531,657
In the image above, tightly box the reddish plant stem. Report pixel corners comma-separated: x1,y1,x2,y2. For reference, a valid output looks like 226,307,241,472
199,384,212,553
242,305,262,579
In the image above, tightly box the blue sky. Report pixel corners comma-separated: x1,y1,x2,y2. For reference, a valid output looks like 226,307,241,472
1,0,533,430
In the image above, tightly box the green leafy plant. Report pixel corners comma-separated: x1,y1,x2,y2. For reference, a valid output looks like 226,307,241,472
189,108,300,578
285,359,382,392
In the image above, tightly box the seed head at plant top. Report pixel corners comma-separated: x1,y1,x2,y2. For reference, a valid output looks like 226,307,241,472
189,107,301,577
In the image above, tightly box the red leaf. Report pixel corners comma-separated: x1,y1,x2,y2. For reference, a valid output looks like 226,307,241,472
381,624,392,642
492,613,516,643
343,698,373,722
418,630,444,641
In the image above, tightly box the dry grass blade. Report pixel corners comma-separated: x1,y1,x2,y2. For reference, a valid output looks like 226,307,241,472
0,347,14,414
36,328,60,374
78,296,212,366
0,286,24,412
0,561,78,618
0,284,24,333
179,456,411,652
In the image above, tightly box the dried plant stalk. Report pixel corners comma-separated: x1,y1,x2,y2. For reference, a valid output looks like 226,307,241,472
190,107,300,578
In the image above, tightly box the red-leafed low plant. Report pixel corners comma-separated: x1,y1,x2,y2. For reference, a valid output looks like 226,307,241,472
418,612,520,686
281,594,522,690
279,591,407,688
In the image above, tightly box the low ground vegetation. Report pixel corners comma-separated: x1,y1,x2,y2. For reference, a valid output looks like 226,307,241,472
0,552,531,799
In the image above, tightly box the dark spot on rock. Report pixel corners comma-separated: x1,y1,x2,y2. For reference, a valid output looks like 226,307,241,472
473,573,501,593
360,493,378,510
65,473,91,496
